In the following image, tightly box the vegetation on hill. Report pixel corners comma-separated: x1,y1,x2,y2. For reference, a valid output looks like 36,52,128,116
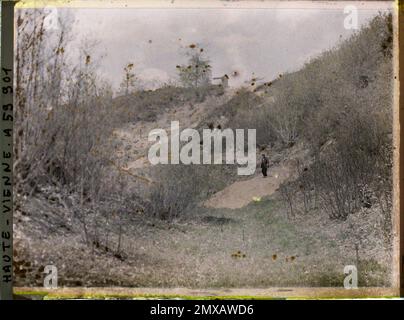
226,13,393,226
13,10,393,287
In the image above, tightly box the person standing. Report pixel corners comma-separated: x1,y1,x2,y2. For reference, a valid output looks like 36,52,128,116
261,154,269,177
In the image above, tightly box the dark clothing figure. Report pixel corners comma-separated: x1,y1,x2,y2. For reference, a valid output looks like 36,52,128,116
261,155,269,177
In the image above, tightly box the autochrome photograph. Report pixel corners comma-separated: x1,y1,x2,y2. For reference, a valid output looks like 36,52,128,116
6,0,398,296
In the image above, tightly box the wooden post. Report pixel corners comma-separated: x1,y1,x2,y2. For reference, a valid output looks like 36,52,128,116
0,0,16,300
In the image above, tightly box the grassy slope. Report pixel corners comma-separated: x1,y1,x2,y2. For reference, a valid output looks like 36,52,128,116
15,187,390,289
14,14,393,289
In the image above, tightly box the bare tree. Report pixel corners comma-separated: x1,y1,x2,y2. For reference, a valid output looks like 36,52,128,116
119,62,138,95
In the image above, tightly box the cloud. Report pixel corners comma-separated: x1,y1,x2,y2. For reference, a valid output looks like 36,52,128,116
67,7,388,90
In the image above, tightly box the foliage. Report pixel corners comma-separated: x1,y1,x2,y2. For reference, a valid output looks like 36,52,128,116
177,44,212,88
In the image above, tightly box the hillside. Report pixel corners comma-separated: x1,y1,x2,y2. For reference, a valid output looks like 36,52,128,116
14,13,393,288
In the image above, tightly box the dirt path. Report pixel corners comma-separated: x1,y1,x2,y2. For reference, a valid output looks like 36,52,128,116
204,163,291,209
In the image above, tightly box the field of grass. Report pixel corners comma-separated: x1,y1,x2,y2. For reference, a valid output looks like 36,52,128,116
14,187,392,293
17,193,388,288
137,193,390,288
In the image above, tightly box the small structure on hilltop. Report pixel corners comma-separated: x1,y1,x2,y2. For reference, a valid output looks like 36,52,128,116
213,74,229,89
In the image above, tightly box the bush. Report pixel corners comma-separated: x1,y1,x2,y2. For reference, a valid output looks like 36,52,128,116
272,13,393,221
